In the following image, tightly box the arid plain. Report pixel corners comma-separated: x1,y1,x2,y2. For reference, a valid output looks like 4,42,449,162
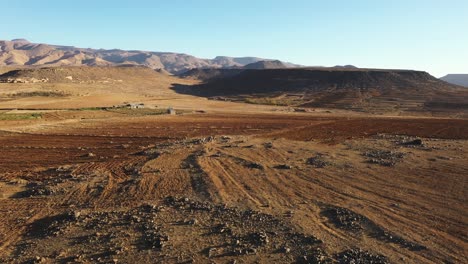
0,66,467,264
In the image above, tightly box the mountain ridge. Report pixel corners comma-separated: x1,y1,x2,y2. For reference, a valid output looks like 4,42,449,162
440,74,468,87
0,39,299,74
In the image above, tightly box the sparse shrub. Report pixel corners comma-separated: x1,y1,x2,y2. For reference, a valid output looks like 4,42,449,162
245,97,292,106
0,113,42,120
9,91,69,97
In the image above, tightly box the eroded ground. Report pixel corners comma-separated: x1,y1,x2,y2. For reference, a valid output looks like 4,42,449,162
0,112,467,263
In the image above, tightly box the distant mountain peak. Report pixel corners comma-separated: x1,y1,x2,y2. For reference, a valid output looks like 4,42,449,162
0,39,301,74
11,38,30,42
243,60,287,69
333,65,358,69
440,74,468,87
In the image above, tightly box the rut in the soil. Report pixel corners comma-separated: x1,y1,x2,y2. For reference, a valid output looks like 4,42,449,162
321,204,427,251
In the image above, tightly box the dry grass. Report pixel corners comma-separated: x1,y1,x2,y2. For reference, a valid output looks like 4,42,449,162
0,113,41,120
245,97,294,106
8,91,69,97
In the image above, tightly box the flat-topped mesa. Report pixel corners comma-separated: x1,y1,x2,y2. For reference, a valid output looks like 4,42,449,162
192,68,441,95
175,67,468,113
242,60,288,69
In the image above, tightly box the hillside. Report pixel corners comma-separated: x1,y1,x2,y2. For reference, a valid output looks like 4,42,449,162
440,74,468,87
243,60,287,69
174,67,468,114
0,39,297,74
0,66,201,110
179,60,291,81
0,65,161,83
178,68,244,81
334,65,358,69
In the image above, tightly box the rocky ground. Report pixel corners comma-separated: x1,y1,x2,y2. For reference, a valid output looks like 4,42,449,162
0,112,467,263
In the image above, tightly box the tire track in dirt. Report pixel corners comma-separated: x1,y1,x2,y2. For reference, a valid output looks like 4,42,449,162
0,194,59,256
193,138,458,260
198,156,263,206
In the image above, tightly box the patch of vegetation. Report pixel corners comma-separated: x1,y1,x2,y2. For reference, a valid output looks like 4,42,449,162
244,97,293,106
9,91,69,97
106,108,168,116
0,113,42,120
77,107,107,111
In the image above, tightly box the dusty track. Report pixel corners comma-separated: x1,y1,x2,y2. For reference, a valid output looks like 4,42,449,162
0,112,467,263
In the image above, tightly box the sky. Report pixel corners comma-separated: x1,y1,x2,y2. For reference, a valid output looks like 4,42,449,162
1,0,467,77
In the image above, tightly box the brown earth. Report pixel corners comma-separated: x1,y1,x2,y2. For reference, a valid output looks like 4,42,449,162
0,65,466,263
0,111,467,264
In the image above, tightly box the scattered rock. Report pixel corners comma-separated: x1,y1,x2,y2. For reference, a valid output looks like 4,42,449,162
220,135,232,141
322,206,363,232
297,247,330,264
306,155,330,168
378,230,427,251
336,248,389,264
322,205,426,251
187,218,198,225
402,138,423,146
363,149,404,166
274,164,292,170
33,256,46,263
284,210,294,217
247,231,269,246
294,108,307,112
246,162,264,170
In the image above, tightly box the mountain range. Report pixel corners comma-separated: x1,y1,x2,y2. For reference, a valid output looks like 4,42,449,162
0,39,299,74
440,74,468,87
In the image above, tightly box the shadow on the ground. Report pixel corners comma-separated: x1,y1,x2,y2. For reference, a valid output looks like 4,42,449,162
170,83,206,96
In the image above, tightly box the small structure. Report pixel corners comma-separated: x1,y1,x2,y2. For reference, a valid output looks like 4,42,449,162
167,107,176,115
128,103,145,109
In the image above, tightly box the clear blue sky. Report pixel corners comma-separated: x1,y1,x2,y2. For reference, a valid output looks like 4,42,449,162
1,0,467,77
